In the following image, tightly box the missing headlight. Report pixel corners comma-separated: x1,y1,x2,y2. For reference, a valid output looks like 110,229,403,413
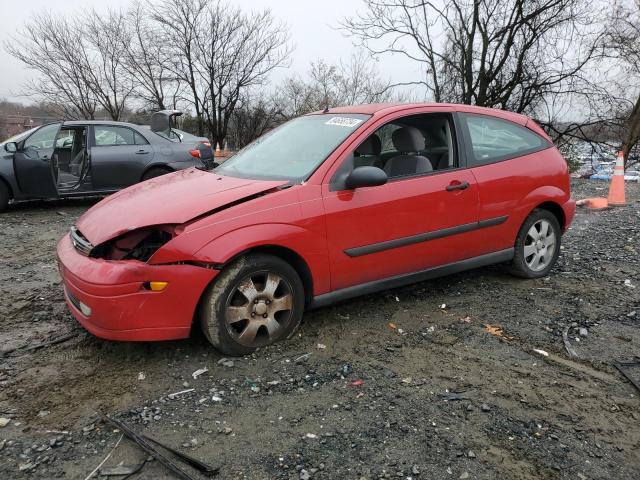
91,227,175,262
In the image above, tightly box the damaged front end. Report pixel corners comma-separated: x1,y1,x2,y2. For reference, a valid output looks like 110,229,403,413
71,225,180,262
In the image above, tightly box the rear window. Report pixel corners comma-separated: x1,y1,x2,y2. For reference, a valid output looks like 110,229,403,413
94,126,147,146
460,113,548,166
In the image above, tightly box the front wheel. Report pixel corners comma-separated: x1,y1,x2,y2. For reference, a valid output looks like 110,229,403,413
510,209,561,279
199,254,305,356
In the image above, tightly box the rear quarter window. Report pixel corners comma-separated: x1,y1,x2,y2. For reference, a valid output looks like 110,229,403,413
459,113,549,166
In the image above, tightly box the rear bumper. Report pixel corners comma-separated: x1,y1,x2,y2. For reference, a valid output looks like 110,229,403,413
57,234,217,341
562,198,577,232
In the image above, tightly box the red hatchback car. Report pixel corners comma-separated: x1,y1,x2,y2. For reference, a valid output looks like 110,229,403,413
57,103,575,355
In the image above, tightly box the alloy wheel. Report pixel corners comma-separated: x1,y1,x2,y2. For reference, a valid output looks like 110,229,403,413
523,219,556,272
224,272,294,347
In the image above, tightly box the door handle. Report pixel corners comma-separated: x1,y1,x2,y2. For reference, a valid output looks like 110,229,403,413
136,150,150,154
446,181,469,192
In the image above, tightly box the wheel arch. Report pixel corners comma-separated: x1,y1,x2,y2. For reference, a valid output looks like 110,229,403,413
140,164,173,181
534,201,565,231
220,245,315,306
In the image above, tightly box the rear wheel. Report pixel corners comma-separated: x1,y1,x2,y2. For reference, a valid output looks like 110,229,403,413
200,254,305,356
510,209,561,278
141,167,171,181
0,182,9,213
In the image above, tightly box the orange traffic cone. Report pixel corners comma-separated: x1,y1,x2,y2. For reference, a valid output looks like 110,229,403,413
576,197,608,210
222,142,229,157
215,142,221,157
607,151,626,206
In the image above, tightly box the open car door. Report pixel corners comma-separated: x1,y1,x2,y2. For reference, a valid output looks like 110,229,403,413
150,110,183,140
13,122,61,198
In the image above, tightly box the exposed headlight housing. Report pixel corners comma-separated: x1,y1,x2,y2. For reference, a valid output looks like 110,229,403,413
89,226,177,262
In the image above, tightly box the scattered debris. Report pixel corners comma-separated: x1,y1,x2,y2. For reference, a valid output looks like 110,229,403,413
101,415,218,479
614,360,640,393
305,433,318,439
484,324,507,338
168,389,195,400
99,462,145,477
533,349,549,357
217,358,234,368
388,322,398,330
316,343,326,350
2,331,78,356
294,353,311,363
624,279,635,288
192,367,209,379
0,418,10,427
137,372,146,381
562,327,579,358
340,364,353,376
83,434,124,480
347,379,364,387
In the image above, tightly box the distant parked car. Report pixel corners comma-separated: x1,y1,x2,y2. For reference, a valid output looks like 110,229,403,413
0,110,213,212
57,103,576,356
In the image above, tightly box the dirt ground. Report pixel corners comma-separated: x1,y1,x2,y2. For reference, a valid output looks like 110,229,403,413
0,179,639,480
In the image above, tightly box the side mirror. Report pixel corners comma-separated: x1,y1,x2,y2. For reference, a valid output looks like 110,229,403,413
4,142,17,153
345,166,388,189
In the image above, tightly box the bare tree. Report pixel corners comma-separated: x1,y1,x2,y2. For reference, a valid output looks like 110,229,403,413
341,0,604,119
606,0,640,166
195,2,292,145
151,0,209,134
274,52,396,118
5,14,97,119
122,1,181,111
6,9,133,120
83,9,133,120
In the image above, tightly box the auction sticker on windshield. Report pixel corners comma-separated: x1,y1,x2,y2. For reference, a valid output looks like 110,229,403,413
325,117,363,128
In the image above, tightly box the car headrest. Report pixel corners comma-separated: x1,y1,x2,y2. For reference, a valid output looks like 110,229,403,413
392,127,425,153
355,134,382,156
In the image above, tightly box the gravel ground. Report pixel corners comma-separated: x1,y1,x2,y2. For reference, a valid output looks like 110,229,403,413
0,179,638,480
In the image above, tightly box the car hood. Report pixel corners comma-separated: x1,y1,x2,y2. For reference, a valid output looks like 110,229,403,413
76,168,288,245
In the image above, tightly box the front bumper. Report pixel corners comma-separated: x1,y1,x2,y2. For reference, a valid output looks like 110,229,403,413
57,234,217,341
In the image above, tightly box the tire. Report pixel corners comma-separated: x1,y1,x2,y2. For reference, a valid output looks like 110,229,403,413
0,182,9,213
141,167,171,181
510,209,561,279
199,253,305,356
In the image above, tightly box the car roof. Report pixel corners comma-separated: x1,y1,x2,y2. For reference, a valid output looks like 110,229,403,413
309,102,531,125
63,120,142,128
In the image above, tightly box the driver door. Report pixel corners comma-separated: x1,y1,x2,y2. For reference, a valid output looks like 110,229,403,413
13,123,61,197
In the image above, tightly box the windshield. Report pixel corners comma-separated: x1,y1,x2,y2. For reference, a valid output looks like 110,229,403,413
1,126,40,145
215,114,370,181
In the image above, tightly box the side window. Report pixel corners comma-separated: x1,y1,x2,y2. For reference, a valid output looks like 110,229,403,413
134,131,149,145
94,126,136,146
331,113,457,190
24,123,61,150
460,114,548,166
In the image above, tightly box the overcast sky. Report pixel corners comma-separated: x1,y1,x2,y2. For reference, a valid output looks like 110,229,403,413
0,0,419,103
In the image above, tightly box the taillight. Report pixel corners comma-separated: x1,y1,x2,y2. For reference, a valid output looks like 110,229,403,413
189,149,201,158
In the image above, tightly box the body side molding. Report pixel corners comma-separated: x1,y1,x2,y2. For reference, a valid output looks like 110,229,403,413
344,215,509,257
